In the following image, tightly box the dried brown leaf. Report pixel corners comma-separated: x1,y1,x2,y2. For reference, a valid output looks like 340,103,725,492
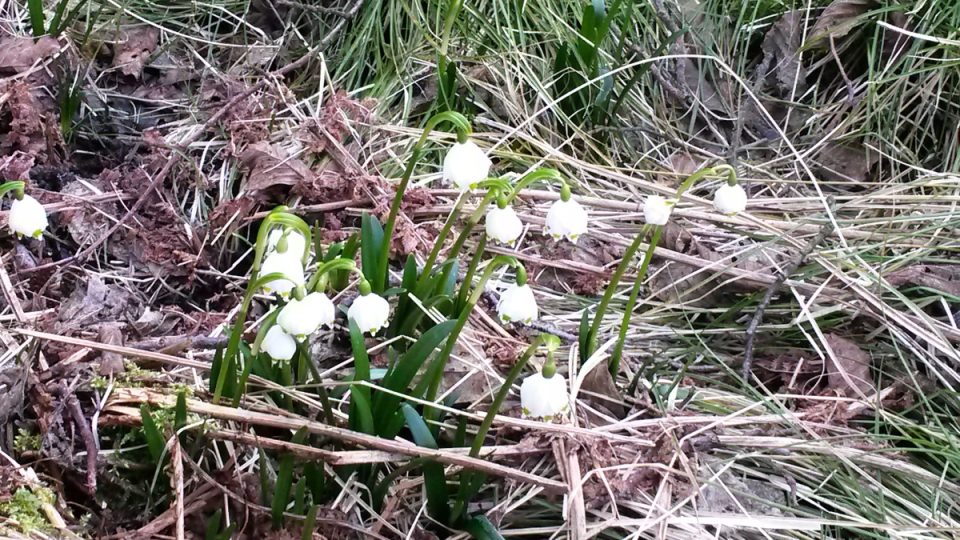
58,276,142,329
824,334,875,396
809,0,873,45
580,366,626,418
759,11,808,95
816,142,878,182
112,27,160,78
239,142,314,193
98,323,125,375
0,36,59,73
885,265,960,297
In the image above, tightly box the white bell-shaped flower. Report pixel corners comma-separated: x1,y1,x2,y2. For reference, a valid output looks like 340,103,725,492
267,228,308,258
485,205,523,245
277,292,336,339
544,198,588,242
259,252,305,298
347,292,391,334
443,140,492,191
8,195,48,239
520,372,568,418
713,183,747,215
261,325,296,360
497,283,538,324
643,195,671,226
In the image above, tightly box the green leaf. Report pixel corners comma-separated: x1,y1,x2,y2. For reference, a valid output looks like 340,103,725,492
402,404,449,524
27,0,46,36
464,516,504,540
304,463,325,501
375,320,456,437
371,458,425,511
204,509,223,540
291,477,306,515
578,308,592,363
349,320,375,434
361,213,385,292
271,427,309,528
301,505,319,540
174,389,187,432
139,405,165,463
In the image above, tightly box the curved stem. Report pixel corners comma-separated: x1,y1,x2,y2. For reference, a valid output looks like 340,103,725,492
377,111,471,291
438,0,463,78
502,168,566,205
417,190,469,288
0,181,25,200
609,226,663,376
213,271,293,404
306,258,360,292
423,255,519,414
446,190,497,258
253,210,313,272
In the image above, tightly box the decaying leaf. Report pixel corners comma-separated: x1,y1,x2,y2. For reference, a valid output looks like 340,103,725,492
239,142,314,193
98,323,125,376
816,142,878,182
885,265,960,297
759,11,808,95
580,364,626,418
111,27,160,78
58,276,142,330
0,151,35,181
808,0,874,46
824,334,875,396
0,36,60,73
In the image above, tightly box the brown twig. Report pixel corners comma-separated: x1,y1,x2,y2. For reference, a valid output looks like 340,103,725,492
53,384,97,495
127,334,229,353
742,221,835,381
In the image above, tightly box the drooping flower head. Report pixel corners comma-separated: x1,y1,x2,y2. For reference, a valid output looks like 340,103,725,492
8,194,48,239
259,251,305,298
278,292,336,340
544,196,588,243
497,282,538,324
643,194,672,226
520,371,568,419
485,204,523,245
261,325,296,360
443,140,492,191
713,183,747,215
347,281,391,335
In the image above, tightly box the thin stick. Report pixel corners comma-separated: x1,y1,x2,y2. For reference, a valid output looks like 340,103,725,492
742,221,834,381
54,384,97,495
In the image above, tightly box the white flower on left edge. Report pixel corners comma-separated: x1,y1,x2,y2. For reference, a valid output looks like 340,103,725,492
347,293,391,334
259,252,305,298
8,195,48,239
262,325,296,360
544,198,588,242
713,184,747,215
278,292,336,339
520,372,568,418
443,140,492,191
497,283,538,324
485,205,523,245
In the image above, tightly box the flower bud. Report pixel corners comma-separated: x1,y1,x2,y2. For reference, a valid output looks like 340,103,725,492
544,198,588,242
261,325,296,360
347,292,391,335
260,252,305,298
278,292,336,339
268,228,307,258
520,371,568,418
443,140,492,191
643,195,671,226
8,194,48,239
497,283,538,324
485,205,523,245
713,183,747,215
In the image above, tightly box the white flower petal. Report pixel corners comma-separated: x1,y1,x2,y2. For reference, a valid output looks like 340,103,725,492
347,293,391,334
259,252,305,297
520,372,568,418
443,140,492,190
485,206,523,245
261,325,297,360
8,195,48,239
278,292,336,339
713,184,747,215
497,283,538,324
544,198,588,242
267,228,308,258
643,195,671,226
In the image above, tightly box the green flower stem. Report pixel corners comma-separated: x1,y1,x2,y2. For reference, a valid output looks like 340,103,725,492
214,271,292,404
438,0,464,83
502,168,567,205
234,307,283,407
306,258,361,292
445,189,498,260
0,181,25,200
585,233,645,362
608,226,663,376
450,333,555,521
423,255,520,416
455,233,487,313
377,111,471,291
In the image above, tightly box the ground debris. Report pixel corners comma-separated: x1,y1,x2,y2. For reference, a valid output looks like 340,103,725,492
824,334,875,397
885,264,960,297
110,26,160,78
240,141,315,194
